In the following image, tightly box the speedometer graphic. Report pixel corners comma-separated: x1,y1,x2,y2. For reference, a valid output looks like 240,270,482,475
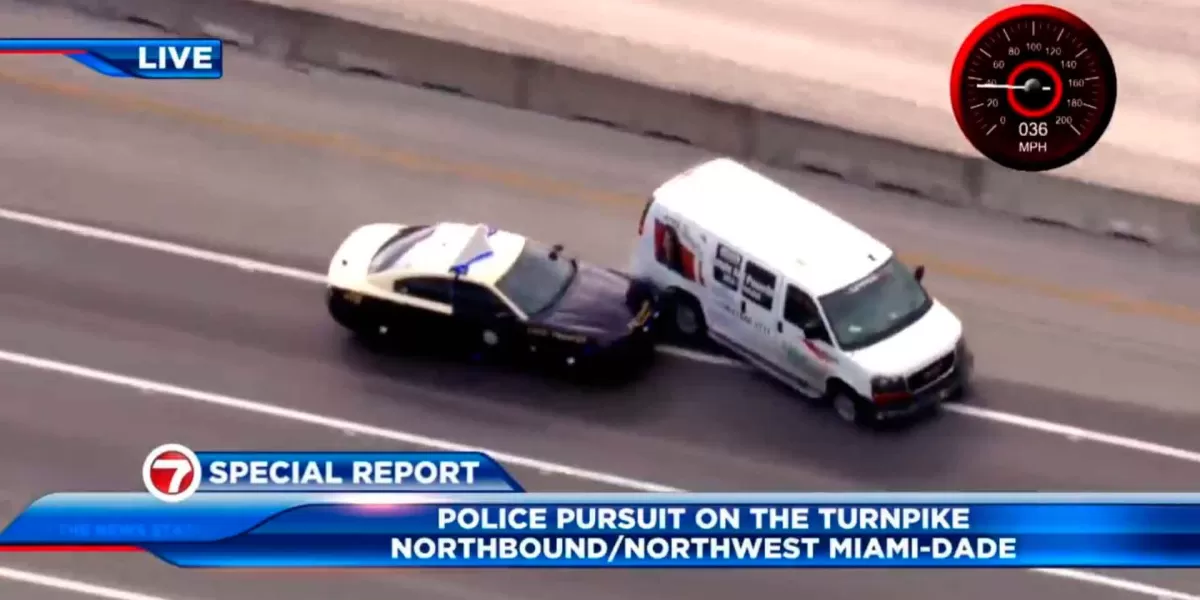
950,4,1117,172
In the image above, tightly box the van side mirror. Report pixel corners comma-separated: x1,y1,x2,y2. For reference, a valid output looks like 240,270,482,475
913,265,926,283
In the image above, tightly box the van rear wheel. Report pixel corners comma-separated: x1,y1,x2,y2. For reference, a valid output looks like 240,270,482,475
667,292,707,341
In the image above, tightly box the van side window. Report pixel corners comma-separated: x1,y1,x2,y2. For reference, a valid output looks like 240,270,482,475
711,243,742,291
784,285,832,344
653,218,698,282
741,261,777,309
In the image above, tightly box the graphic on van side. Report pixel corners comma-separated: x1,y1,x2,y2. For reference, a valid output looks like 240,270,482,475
741,261,777,310
712,243,742,291
654,219,698,282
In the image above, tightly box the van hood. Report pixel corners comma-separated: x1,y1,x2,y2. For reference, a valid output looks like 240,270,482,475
845,300,962,377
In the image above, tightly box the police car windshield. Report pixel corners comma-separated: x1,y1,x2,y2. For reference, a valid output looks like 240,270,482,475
494,241,577,316
818,258,932,351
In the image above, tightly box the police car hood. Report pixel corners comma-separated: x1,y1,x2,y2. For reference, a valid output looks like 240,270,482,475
534,263,639,337
844,300,962,376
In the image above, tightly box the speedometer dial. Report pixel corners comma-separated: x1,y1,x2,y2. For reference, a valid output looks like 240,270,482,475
950,4,1117,172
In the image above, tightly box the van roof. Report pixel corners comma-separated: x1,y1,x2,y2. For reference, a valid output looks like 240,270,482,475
653,158,893,297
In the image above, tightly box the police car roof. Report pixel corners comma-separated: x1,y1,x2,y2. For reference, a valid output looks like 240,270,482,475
388,222,526,285
654,158,893,297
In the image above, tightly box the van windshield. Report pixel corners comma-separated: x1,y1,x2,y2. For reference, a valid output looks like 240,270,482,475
818,258,932,351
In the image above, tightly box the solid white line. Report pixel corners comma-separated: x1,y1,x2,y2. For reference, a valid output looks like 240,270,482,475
0,208,323,284
0,566,181,600
945,404,1200,463
655,345,743,366
4,206,1200,467
0,348,679,492
0,347,1197,600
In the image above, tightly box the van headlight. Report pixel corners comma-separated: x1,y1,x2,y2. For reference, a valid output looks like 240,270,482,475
871,375,907,394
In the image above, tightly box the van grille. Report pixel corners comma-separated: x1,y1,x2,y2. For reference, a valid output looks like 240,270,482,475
907,351,956,391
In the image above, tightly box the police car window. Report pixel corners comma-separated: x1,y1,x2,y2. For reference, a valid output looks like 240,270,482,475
394,277,453,305
712,243,742,291
369,226,434,273
741,261,777,310
494,241,577,316
453,282,510,316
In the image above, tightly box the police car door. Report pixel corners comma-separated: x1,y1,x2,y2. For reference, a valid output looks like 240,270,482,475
775,284,839,395
735,259,781,360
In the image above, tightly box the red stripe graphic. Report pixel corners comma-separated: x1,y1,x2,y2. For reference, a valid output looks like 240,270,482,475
0,545,142,552
0,49,85,55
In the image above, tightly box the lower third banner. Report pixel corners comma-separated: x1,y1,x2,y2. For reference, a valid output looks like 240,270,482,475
5,493,1200,567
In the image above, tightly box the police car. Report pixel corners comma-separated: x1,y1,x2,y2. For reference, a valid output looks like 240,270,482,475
630,159,974,426
326,221,659,372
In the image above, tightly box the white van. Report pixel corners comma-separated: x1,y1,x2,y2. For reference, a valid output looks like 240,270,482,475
630,158,974,426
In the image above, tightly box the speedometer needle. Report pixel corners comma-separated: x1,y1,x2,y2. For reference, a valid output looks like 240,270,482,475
976,79,1051,91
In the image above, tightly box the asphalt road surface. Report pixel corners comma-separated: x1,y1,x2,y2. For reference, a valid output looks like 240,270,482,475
1,3,1199,600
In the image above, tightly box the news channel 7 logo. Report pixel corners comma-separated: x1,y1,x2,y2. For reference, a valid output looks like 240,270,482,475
0,39,222,79
143,443,202,502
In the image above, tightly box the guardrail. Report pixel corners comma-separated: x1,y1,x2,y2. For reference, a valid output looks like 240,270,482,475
34,0,1200,254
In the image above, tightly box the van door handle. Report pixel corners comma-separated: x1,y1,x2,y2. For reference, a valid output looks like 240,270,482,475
776,322,783,333
740,301,746,313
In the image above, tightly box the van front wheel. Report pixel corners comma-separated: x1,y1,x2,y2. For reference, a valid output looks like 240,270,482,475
830,384,876,428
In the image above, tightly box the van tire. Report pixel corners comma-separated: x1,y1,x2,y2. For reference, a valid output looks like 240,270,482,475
665,290,707,341
827,380,876,428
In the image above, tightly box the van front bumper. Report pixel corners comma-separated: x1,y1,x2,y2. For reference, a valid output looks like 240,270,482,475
874,347,974,420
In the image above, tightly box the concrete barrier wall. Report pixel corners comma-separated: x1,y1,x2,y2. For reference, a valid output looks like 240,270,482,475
32,0,1200,254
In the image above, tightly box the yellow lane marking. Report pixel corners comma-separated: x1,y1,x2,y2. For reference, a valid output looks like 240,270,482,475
1,68,1197,326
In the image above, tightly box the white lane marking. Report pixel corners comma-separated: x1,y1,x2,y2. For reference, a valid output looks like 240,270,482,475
1035,569,1200,600
0,566,181,600
0,348,1195,600
946,404,1200,463
655,345,741,366
4,206,1200,466
0,348,678,492
0,208,324,284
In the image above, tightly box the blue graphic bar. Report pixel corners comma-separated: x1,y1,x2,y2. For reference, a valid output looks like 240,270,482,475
0,38,222,79
6,493,1200,567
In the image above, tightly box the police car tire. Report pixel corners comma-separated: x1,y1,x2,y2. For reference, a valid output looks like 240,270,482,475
667,292,707,339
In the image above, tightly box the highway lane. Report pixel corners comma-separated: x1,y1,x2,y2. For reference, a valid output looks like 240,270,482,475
3,187,1200,598
1,3,1199,598
1,3,1199,421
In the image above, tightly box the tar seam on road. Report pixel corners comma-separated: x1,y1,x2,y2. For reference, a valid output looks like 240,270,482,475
0,348,1197,600
0,68,1197,326
4,205,1200,465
